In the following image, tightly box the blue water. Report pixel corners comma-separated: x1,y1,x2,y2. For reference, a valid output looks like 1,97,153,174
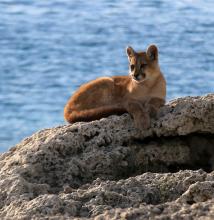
0,0,214,151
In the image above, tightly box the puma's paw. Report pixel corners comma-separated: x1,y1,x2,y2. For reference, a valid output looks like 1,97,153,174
149,106,158,119
133,114,150,130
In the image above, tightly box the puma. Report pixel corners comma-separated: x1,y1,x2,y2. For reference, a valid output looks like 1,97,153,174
64,44,166,129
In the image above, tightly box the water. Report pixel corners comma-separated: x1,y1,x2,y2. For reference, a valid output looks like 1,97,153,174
0,0,213,151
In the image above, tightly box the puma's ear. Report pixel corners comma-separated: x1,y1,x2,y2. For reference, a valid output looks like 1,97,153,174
146,44,158,61
126,46,135,58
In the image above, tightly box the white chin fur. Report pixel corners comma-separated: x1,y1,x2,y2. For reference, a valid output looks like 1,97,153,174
132,78,147,83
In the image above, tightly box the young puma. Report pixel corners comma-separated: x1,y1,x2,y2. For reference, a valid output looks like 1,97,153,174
64,44,166,129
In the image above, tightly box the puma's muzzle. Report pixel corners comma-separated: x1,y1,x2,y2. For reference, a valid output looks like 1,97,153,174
131,72,146,82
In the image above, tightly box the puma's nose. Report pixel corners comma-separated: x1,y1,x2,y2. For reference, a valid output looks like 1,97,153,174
132,74,140,80
133,75,138,80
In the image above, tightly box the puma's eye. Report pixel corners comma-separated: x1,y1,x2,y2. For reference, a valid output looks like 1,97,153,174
130,64,135,71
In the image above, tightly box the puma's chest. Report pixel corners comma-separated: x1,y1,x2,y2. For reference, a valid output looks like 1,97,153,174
127,83,149,101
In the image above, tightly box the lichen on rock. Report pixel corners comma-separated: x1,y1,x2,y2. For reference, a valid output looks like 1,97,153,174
0,94,214,219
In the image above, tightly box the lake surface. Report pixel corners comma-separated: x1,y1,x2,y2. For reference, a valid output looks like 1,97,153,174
0,0,213,151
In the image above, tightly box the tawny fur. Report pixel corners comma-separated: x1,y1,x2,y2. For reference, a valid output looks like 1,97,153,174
64,44,166,129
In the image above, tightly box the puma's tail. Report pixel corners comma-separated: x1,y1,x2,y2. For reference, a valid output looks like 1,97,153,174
64,105,127,123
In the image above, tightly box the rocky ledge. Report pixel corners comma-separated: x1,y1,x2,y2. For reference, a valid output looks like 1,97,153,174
0,94,214,219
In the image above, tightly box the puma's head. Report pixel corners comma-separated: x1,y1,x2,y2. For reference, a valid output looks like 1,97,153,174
126,44,160,83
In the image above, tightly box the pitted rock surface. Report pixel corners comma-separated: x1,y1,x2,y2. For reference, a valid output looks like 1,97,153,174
0,94,214,219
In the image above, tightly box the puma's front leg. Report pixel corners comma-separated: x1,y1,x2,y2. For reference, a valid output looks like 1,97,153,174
124,100,150,130
124,97,165,130
145,97,165,119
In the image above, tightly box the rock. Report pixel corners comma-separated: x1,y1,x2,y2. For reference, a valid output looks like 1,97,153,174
0,94,213,219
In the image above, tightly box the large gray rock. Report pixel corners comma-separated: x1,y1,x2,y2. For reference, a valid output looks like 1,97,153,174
0,94,214,219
